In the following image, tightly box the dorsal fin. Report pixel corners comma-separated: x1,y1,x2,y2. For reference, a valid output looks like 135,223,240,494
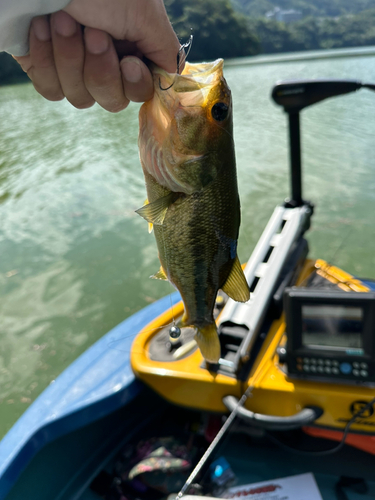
221,255,250,303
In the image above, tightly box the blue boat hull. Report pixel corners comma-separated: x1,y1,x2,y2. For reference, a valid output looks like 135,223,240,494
0,293,181,500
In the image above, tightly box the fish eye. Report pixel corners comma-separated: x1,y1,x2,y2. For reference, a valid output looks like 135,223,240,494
211,102,228,122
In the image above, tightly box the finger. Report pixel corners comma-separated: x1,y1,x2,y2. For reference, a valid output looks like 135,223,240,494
64,0,181,74
28,16,64,101
131,0,181,74
51,11,95,109
84,28,129,113
120,56,153,103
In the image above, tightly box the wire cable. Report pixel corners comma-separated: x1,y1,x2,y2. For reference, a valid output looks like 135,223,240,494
266,397,375,457
175,383,255,499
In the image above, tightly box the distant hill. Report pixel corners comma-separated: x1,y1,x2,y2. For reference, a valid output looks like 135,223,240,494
250,8,375,53
165,0,260,61
232,0,375,18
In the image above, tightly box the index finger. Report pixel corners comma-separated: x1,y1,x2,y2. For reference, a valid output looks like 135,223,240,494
133,0,181,73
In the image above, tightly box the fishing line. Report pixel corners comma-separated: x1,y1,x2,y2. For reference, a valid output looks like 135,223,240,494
107,209,184,354
107,222,185,355
158,218,178,328
177,34,193,74
327,223,354,269
294,222,354,291
106,319,176,354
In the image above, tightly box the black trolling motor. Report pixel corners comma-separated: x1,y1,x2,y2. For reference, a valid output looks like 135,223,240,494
271,79,375,208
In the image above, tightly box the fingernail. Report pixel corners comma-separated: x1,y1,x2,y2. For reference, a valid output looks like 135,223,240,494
53,11,77,37
32,17,51,42
121,57,142,83
85,29,109,55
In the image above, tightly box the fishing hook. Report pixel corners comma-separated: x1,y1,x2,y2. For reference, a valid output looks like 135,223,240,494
159,34,194,91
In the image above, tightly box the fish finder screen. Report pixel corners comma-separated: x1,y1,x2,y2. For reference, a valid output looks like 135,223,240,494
301,305,364,352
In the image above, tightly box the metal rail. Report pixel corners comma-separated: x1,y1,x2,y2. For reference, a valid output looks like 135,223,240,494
218,203,312,373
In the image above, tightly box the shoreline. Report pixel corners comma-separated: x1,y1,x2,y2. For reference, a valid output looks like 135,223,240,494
225,45,375,67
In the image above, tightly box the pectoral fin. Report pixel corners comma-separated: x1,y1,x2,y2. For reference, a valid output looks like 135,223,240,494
150,266,168,281
221,255,250,303
136,193,177,226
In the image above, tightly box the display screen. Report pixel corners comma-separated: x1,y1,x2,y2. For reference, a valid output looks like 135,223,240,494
302,304,364,352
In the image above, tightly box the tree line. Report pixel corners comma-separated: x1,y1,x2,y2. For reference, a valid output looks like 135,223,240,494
1,0,375,85
0,52,28,86
251,8,375,53
233,0,375,18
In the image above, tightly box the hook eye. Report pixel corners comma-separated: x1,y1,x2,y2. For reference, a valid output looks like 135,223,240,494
177,34,193,75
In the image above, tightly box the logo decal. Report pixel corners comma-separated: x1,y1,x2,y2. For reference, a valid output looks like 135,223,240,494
350,400,374,418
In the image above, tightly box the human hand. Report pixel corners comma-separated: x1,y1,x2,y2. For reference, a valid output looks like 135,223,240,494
13,0,180,112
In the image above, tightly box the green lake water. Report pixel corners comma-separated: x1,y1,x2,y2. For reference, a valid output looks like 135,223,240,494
1,48,375,438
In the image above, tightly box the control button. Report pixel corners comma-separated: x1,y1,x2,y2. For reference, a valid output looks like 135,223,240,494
303,358,310,364
310,365,317,373
303,365,310,372
297,357,303,364
340,362,352,375
297,364,303,371
332,367,339,375
353,369,360,376
353,362,360,369
325,359,331,366
360,370,368,377
310,358,316,364
317,366,324,373
317,359,324,365
332,360,339,367
324,366,331,374
360,362,368,369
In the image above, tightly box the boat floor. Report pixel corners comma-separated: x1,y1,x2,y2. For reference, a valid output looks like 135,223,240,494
221,432,375,499
81,422,375,500
4,387,375,500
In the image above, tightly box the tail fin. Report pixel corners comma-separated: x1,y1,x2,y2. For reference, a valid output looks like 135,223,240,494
195,323,221,363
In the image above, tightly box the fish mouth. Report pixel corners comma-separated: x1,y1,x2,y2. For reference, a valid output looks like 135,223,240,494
152,59,225,111
154,59,224,95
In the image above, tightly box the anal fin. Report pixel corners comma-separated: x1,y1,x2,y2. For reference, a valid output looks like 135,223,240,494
150,266,168,281
221,255,250,303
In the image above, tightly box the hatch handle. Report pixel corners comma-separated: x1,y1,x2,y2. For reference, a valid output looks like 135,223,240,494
223,395,323,431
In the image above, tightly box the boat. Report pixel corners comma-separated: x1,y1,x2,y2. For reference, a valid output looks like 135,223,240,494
1,78,375,500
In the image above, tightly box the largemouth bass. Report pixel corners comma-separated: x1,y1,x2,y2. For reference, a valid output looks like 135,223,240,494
137,59,249,363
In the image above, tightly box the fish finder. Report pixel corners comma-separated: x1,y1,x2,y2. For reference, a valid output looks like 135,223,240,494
284,289,375,384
